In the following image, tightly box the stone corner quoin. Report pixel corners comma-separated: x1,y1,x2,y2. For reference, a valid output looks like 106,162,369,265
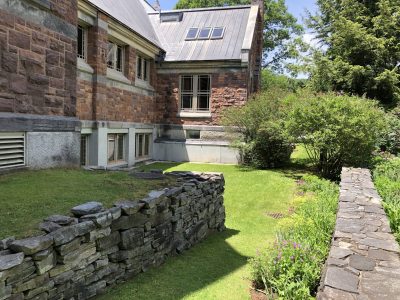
317,167,400,300
0,172,226,300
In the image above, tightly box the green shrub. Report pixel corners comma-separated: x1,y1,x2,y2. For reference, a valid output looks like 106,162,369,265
250,176,339,299
373,158,400,241
223,89,295,168
379,109,400,155
286,93,387,179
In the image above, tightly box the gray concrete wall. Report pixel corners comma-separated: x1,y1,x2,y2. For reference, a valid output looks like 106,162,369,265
26,132,80,169
153,140,239,164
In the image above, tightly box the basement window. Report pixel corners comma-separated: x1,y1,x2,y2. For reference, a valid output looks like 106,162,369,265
186,130,201,139
136,133,152,159
0,132,25,169
108,134,126,164
80,135,89,166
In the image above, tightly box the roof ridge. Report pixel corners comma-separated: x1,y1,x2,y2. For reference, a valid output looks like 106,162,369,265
148,5,252,14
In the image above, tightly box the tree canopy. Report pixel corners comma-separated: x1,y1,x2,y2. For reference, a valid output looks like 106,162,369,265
174,0,304,73
308,0,400,106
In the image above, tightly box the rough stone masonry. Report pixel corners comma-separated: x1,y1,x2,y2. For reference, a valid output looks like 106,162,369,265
317,168,400,300
0,172,226,300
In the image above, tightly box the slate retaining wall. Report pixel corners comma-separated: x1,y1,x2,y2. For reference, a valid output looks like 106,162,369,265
317,168,400,299
0,172,226,300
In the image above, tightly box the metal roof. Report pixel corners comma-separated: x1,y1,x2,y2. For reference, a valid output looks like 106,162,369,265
148,6,253,62
87,0,162,48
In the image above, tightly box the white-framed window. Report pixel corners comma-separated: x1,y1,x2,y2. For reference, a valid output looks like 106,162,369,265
107,41,124,72
0,132,25,169
135,133,151,159
80,134,89,166
180,75,211,112
77,25,87,60
186,130,201,139
137,56,150,82
108,133,126,164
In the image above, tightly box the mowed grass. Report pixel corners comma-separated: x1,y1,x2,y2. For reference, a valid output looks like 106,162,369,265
0,169,176,239
97,162,302,300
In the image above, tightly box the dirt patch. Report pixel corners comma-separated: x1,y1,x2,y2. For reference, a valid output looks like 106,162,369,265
250,288,268,300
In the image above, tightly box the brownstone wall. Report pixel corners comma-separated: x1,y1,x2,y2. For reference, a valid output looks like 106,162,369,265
248,3,263,94
0,1,77,117
156,70,248,126
76,12,161,124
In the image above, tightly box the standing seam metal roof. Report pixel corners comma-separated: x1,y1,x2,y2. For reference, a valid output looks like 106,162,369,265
86,0,162,49
148,6,252,62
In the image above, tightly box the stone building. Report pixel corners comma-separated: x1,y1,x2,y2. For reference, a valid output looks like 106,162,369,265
0,0,263,170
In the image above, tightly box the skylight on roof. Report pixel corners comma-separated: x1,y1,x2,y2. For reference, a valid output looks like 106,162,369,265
211,27,225,39
186,28,199,40
198,27,212,39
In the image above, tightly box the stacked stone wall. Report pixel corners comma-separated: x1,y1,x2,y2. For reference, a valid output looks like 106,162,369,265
317,168,400,299
0,172,225,300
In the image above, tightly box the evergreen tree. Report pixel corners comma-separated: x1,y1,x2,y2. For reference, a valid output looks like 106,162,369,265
308,0,400,105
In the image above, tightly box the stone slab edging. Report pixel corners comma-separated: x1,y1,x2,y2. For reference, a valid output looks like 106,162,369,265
0,172,226,300
317,168,400,300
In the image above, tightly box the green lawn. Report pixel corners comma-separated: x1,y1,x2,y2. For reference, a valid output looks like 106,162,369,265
97,162,302,300
0,169,176,239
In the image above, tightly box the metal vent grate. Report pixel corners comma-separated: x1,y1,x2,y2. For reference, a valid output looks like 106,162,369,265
0,132,25,169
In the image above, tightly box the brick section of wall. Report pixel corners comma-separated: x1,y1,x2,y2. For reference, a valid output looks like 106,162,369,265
317,168,400,299
77,79,94,121
156,70,248,125
248,6,263,94
0,1,77,117
0,172,226,300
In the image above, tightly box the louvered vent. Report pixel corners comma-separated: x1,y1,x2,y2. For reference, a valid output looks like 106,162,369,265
0,132,25,169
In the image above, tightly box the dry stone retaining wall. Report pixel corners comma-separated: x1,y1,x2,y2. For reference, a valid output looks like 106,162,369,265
0,172,225,300
317,168,400,300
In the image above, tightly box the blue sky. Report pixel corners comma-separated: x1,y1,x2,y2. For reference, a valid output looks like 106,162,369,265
158,0,317,25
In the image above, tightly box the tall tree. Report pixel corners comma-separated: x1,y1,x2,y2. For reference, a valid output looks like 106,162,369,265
308,0,400,105
174,0,305,73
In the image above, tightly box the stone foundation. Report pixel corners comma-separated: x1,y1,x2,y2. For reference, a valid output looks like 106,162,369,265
317,168,400,299
0,172,226,300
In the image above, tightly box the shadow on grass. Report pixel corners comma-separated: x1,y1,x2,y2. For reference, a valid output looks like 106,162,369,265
97,228,248,300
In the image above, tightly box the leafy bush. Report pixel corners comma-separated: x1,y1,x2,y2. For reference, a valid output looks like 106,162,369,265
223,89,295,168
250,176,338,299
379,109,400,155
286,93,387,179
373,158,400,241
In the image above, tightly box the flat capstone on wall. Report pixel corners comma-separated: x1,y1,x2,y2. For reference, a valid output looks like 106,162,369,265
317,168,400,300
0,172,226,300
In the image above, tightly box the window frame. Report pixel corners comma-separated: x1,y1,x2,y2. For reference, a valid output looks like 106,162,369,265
136,55,150,82
198,27,212,40
135,133,152,160
185,27,199,40
77,25,88,60
210,27,225,39
179,74,211,113
80,134,89,166
107,133,126,164
107,40,124,73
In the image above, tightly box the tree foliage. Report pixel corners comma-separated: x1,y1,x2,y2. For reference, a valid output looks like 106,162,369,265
307,0,400,106
174,0,305,73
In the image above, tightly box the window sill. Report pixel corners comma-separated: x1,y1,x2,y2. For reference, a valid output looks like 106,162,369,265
77,58,94,74
107,68,131,84
178,112,212,118
135,78,154,91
